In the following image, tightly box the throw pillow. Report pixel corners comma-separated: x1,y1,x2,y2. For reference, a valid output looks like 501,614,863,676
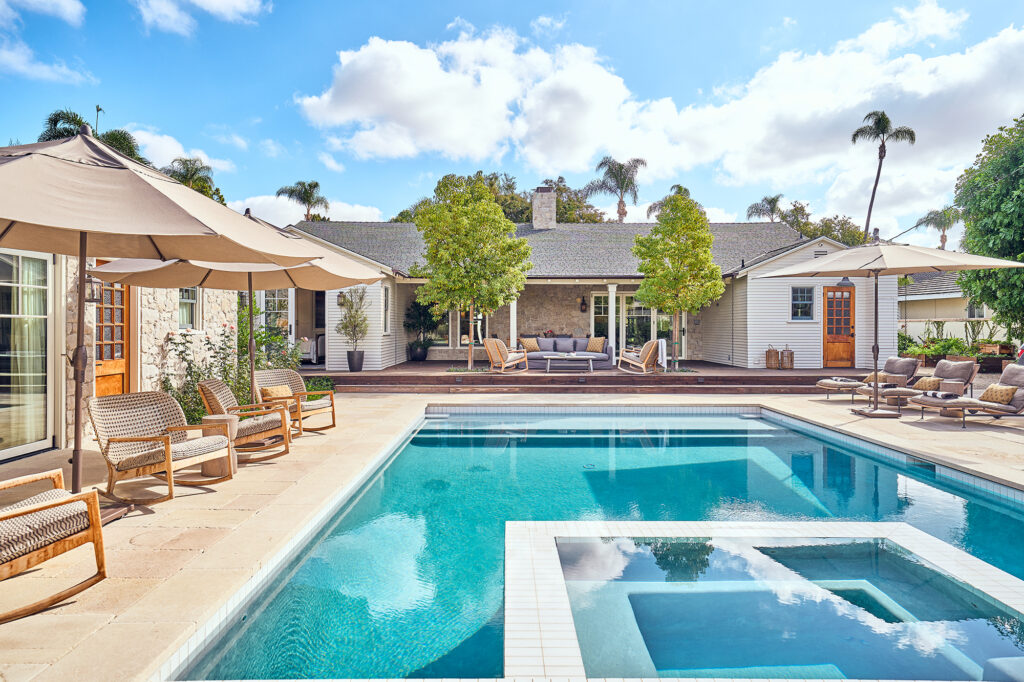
979,383,1018,405
520,337,540,352
913,376,942,391
587,336,605,353
260,384,292,400
555,337,574,353
537,337,555,352
862,372,878,383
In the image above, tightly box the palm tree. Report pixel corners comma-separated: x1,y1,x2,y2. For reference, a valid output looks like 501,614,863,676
745,194,784,222
646,184,691,219
851,110,916,239
276,180,330,221
39,108,149,163
161,157,213,190
582,156,647,223
913,205,961,250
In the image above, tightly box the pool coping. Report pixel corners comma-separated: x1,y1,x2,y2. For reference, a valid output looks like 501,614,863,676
504,520,1024,679
160,401,1024,681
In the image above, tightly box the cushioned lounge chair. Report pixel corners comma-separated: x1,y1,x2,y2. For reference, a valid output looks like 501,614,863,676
912,363,1024,428
853,357,925,410
0,469,105,624
87,391,233,504
198,379,290,461
482,338,528,373
254,368,336,435
816,357,921,403
618,340,659,375
865,359,976,414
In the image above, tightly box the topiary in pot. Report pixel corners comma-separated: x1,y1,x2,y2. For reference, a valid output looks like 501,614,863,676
337,287,369,371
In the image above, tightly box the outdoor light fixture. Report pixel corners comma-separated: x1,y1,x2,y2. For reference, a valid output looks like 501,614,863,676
577,297,588,313
836,277,855,287
83,274,103,304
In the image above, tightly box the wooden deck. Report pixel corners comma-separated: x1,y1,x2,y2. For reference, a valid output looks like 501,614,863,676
300,361,867,394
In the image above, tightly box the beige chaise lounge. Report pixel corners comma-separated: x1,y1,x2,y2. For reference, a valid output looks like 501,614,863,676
87,391,233,504
0,469,105,623
482,338,528,373
199,379,290,461
254,368,336,435
816,357,920,403
864,359,977,414
911,363,1024,429
618,340,659,375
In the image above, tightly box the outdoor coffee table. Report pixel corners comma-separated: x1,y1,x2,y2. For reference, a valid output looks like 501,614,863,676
541,353,593,373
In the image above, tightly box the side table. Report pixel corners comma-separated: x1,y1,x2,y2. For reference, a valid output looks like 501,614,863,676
201,414,239,477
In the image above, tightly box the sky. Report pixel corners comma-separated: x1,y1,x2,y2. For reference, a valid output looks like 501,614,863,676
2,0,1023,247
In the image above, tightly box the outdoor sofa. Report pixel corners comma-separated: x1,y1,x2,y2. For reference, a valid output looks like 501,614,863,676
910,362,1024,428
517,336,613,370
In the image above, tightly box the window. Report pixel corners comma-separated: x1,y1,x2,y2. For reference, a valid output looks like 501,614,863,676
179,287,198,329
458,309,486,347
382,285,391,334
592,294,609,338
264,289,289,335
791,286,814,321
425,311,451,346
967,301,985,319
314,291,325,329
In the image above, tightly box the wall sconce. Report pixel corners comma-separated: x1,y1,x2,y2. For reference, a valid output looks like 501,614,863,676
577,297,588,313
84,274,103,304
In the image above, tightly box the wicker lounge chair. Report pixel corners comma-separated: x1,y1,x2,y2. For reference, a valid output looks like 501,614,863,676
618,340,659,375
254,369,336,435
483,338,528,373
0,469,105,624
912,363,1024,428
198,379,290,461
87,391,233,504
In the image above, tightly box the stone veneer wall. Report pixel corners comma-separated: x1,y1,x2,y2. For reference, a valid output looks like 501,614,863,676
686,310,703,360
489,284,619,342
63,257,95,444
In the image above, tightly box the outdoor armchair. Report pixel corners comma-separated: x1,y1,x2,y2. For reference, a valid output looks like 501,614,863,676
198,379,290,461
86,391,233,505
0,469,105,623
618,340,659,375
483,338,528,373
254,369,336,435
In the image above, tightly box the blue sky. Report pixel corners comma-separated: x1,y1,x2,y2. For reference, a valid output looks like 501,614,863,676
2,1,1023,245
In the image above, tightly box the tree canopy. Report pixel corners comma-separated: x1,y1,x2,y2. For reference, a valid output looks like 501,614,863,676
956,114,1024,341
39,108,149,164
539,176,605,223
851,110,916,238
779,201,866,246
410,175,532,368
913,206,961,250
277,180,330,221
583,156,647,222
745,194,784,222
647,185,691,219
161,157,226,205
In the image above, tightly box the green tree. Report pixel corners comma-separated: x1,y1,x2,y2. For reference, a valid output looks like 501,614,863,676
745,193,784,222
780,201,866,246
913,205,962,250
411,175,532,368
956,114,1024,342
632,194,725,369
161,157,226,205
851,110,916,239
38,108,149,163
539,176,605,223
277,180,330,221
647,184,691,219
583,156,647,223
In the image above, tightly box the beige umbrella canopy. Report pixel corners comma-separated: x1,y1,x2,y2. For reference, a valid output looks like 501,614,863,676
760,241,1024,417
0,127,325,492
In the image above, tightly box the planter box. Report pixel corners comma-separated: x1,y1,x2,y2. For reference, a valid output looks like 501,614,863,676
979,343,1013,355
924,354,944,368
978,355,1012,373
945,355,975,363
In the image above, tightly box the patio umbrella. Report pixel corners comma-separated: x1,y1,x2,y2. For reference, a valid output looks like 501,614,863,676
758,242,1024,417
89,246,382,403
0,127,327,492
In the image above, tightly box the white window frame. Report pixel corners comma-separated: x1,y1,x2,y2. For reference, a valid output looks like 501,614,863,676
381,284,392,335
456,309,488,347
967,301,985,319
179,286,200,330
790,285,815,322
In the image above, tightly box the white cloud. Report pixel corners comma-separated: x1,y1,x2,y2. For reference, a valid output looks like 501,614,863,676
132,0,268,36
0,37,92,83
227,195,383,227
530,14,566,36
258,138,284,157
213,132,247,150
0,0,84,27
130,126,235,172
296,2,1024,237
317,151,345,173
705,207,739,223
782,16,797,28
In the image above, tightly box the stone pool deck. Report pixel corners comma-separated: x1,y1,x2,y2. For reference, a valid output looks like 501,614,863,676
1,392,1023,681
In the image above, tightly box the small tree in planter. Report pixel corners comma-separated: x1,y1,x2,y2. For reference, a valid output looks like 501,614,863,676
336,287,369,372
404,300,441,361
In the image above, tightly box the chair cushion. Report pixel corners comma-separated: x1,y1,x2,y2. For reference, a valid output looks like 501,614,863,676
934,359,975,383
116,435,229,471
573,338,590,352
0,489,89,564
910,395,975,408
622,351,641,362
913,376,942,391
979,383,1018,405
1000,363,1024,388
882,356,919,379
554,338,574,353
260,385,292,401
290,398,332,413
587,337,605,353
817,379,864,390
237,412,286,438
519,337,540,352
536,338,555,352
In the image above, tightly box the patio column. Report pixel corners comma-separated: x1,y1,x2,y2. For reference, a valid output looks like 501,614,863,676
607,283,617,355
509,298,518,348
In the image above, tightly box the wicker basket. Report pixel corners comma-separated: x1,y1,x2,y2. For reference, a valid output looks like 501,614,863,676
780,347,794,370
765,346,780,369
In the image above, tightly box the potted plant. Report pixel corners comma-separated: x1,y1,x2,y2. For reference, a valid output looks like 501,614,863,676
336,287,369,372
404,301,441,362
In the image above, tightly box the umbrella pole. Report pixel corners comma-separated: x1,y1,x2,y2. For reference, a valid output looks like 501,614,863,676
71,232,87,493
872,273,880,412
248,274,257,405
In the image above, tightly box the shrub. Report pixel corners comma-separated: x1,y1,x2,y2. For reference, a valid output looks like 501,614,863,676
898,330,915,355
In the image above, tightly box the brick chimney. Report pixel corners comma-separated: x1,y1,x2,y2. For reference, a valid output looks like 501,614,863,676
532,186,556,230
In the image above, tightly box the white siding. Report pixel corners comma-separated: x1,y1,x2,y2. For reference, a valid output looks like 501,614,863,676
326,278,405,371
740,241,898,368
698,277,747,366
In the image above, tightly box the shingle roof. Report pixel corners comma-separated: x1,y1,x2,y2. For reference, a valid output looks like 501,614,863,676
898,271,962,297
293,220,804,278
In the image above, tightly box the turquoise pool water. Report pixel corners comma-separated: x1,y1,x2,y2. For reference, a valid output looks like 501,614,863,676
186,412,1024,679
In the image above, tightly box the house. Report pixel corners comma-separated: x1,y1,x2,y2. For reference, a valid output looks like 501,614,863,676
284,187,897,372
898,271,1000,340
0,248,236,462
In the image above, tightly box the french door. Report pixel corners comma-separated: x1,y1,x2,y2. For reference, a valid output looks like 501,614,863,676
94,263,131,396
592,293,683,357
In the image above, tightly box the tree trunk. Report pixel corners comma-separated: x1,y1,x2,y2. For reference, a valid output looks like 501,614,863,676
617,198,627,223
467,303,474,370
939,230,947,250
672,310,680,371
864,143,886,238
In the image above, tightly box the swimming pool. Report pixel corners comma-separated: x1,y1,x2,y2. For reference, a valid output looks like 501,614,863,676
183,408,1024,679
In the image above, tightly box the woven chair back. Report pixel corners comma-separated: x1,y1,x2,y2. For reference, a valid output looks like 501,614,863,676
86,391,187,466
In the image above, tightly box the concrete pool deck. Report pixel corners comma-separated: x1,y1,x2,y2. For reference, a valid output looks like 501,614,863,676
1,392,1023,681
